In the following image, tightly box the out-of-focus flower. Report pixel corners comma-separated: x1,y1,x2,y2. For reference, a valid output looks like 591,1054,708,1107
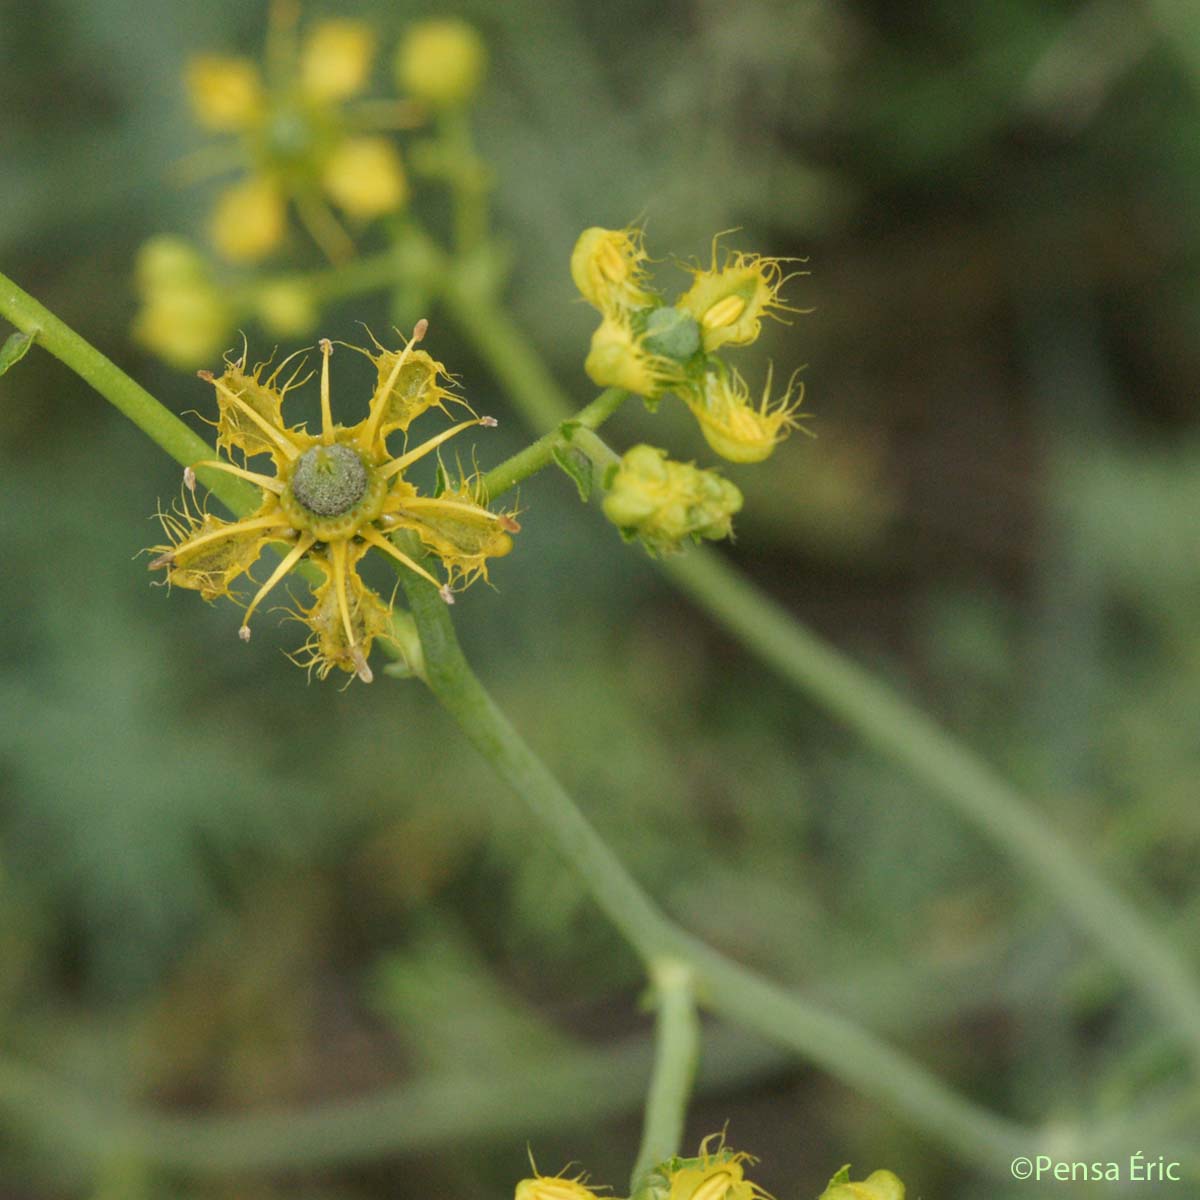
149,326,518,682
396,19,486,107
132,236,233,369
184,10,415,263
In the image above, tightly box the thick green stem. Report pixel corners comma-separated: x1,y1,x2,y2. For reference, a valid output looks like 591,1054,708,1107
0,270,258,517
400,572,1031,1173
630,961,699,1193
441,279,1200,1070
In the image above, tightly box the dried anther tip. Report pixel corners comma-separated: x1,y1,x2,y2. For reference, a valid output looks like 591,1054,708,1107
480,415,498,427
319,337,333,354
439,584,455,605
196,369,214,381
351,648,374,683
183,466,197,492
148,551,175,570
238,625,252,642
412,317,429,342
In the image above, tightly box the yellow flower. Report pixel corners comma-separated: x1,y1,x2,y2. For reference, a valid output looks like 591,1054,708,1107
584,312,684,399
321,136,409,217
514,1162,603,1200
603,445,743,555
683,365,806,463
396,19,487,107
132,236,233,369
184,12,413,263
662,1134,772,1200
209,176,287,263
571,226,656,314
149,325,518,682
186,56,264,131
300,19,375,102
676,238,806,352
818,1166,905,1200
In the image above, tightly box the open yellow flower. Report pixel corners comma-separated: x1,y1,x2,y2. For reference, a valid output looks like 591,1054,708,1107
149,325,518,682
184,7,417,263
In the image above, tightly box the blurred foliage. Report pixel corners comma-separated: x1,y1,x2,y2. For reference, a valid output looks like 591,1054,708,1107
3,1,1200,1198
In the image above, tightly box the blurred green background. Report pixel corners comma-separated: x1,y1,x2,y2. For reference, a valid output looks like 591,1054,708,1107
3,0,1200,1196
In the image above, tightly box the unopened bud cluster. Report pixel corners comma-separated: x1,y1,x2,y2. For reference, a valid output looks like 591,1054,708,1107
602,445,742,556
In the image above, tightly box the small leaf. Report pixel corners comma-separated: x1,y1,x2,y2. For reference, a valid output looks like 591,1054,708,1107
0,331,34,376
552,444,593,502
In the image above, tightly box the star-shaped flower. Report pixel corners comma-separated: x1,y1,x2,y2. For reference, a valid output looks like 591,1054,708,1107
149,325,519,682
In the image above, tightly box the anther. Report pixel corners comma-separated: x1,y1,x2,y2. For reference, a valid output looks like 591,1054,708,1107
438,584,455,605
319,337,333,354
412,317,429,343
480,415,498,427
351,647,374,683
196,369,214,382
238,625,252,642
148,551,174,570
183,466,196,492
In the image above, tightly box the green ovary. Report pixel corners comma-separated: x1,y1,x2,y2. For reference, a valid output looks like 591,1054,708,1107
282,443,387,539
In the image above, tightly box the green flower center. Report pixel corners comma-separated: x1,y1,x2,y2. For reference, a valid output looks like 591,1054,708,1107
290,444,369,516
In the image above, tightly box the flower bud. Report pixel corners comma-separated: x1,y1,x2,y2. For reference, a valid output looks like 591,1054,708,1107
396,19,486,106
132,238,231,369
322,137,408,217
818,1166,905,1200
185,55,263,131
603,444,742,554
209,176,287,263
254,280,317,337
301,19,376,102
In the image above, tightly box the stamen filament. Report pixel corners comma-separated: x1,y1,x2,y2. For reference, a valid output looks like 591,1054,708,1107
330,539,358,652
378,417,486,479
153,513,291,565
238,534,315,639
360,527,444,590
395,496,508,522
191,459,285,494
206,374,302,460
361,317,428,451
319,338,334,444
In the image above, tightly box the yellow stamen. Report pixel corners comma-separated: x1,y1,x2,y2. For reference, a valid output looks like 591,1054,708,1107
238,534,314,639
319,337,334,444
378,416,490,480
204,371,302,460
191,459,285,494
702,295,747,330
360,526,446,591
361,318,428,451
151,513,291,567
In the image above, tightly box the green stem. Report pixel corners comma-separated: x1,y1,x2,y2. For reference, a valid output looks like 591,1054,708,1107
481,387,627,499
0,270,258,518
661,545,1200,1065
630,960,699,1194
400,572,1030,1173
440,279,1200,1070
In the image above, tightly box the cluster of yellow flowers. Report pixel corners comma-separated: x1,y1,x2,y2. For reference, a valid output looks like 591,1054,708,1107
570,227,807,465
571,226,808,554
134,10,485,367
514,1137,904,1200
149,325,517,683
